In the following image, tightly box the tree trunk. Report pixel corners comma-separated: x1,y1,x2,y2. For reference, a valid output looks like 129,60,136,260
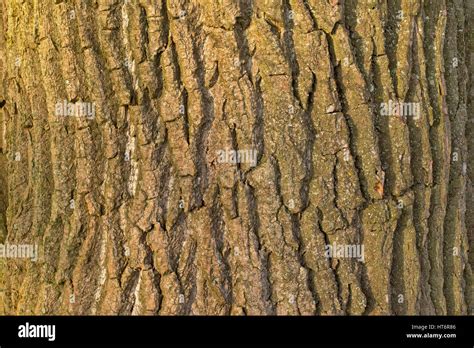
0,0,472,315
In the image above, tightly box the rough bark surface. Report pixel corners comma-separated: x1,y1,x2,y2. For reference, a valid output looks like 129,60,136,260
0,0,472,315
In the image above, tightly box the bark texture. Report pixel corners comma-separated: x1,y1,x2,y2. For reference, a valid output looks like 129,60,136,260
0,0,472,315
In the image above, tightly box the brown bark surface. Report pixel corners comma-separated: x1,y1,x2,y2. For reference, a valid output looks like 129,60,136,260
0,0,472,315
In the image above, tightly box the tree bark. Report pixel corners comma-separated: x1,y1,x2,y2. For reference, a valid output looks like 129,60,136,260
0,0,472,315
